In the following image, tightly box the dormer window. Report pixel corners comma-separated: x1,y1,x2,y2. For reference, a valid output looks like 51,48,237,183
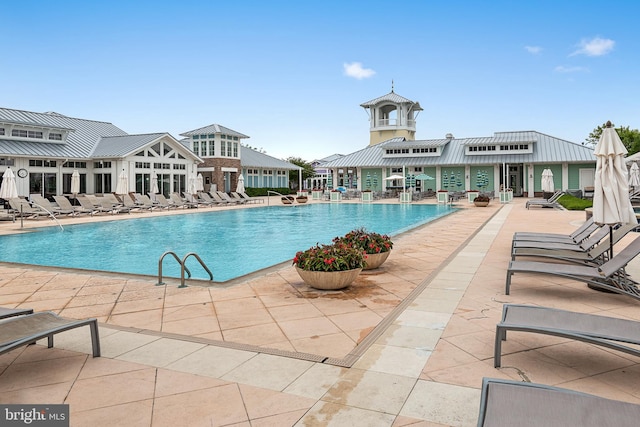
12,129,43,139
49,133,62,141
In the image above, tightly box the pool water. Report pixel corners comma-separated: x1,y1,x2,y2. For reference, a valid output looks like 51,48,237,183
0,203,455,282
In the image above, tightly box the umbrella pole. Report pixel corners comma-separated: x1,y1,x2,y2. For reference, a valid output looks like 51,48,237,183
610,225,614,260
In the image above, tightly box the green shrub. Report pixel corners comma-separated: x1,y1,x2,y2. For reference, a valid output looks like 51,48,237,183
557,194,593,210
245,187,294,196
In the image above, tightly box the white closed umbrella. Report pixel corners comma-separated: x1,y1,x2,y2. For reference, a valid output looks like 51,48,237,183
236,174,245,193
593,121,637,259
150,171,160,200
70,169,80,198
0,168,18,200
115,169,129,199
541,169,554,193
188,174,198,195
196,173,204,192
629,162,640,190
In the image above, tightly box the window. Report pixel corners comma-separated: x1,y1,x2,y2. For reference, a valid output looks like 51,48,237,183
63,161,86,168
193,135,199,140
200,134,207,140
0,128,4,135
385,148,410,154
0,158,15,166
227,142,232,157
153,163,170,169
93,161,111,168
173,164,186,170
49,133,62,140
208,140,215,156
134,162,150,168
29,160,57,167
221,141,226,157
193,141,200,155
12,129,44,139
412,147,436,153
233,142,238,157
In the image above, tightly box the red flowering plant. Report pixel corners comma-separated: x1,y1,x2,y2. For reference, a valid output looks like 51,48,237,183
333,228,393,255
293,241,365,272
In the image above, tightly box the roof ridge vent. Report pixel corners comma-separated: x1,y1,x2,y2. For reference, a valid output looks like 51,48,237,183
445,133,454,139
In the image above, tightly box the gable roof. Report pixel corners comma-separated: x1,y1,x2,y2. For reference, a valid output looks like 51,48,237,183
360,91,423,110
180,124,249,139
0,107,127,159
90,133,203,162
322,131,596,168
240,146,300,170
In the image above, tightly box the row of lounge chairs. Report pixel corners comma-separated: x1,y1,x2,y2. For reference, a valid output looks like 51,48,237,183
477,217,640,425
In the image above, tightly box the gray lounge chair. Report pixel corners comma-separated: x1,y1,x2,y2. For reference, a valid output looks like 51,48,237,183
0,307,33,319
511,224,616,254
511,223,637,264
0,311,100,357
76,195,113,215
477,377,640,427
183,192,212,207
208,191,233,205
8,198,52,219
230,192,247,204
53,195,93,216
198,192,224,206
170,192,197,208
155,194,177,209
512,218,598,244
506,234,640,300
494,304,640,368
525,190,564,209
238,191,264,204
30,194,75,216
216,191,240,205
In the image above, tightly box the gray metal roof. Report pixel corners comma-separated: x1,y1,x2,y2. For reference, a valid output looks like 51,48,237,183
91,133,168,158
360,91,423,110
240,146,300,170
384,138,450,149
322,131,596,168
180,124,249,139
0,107,127,159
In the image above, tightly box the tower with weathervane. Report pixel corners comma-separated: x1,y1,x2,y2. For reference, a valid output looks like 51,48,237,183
360,83,422,146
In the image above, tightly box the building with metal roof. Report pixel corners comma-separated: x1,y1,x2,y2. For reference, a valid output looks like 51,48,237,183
320,90,597,197
0,108,201,199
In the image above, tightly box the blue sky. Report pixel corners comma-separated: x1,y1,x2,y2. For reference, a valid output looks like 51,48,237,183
3,1,639,160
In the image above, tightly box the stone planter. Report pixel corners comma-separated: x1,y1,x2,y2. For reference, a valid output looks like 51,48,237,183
312,190,323,200
467,191,479,203
296,196,308,204
281,196,294,205
361,191,373,202
399,192,411,203
295,266,362,290
363,251,391,270
473,200,489,207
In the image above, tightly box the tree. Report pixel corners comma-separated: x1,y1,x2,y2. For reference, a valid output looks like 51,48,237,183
585,122,640,155
286,157,315,190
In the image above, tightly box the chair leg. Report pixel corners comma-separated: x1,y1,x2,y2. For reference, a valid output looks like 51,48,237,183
90,320,101,357
494,325,504,368
505,271,513,295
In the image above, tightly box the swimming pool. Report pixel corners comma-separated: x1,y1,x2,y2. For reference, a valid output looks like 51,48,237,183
0,203,456,282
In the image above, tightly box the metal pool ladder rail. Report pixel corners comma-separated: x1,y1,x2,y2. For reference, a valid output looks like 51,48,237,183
157,251,214,288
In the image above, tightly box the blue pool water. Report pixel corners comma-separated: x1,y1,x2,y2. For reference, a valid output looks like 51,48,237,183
0,203,455,282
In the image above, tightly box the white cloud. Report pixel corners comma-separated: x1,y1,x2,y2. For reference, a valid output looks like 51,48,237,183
525,45,542,54
343,62,376,79
554,65,588,73
570,37,615,56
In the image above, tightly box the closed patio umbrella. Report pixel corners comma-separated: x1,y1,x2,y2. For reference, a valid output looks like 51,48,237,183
149,171,159,200
541,169,554,194
115,169,129,200
593,121,637,259
0,168,18,200
236,174,245,193
188,174,198,195
70,170,80,198
196,173,204,192
629,162,640,190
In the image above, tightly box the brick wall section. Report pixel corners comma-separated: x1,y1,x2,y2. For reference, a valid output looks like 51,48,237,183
199,158,241,191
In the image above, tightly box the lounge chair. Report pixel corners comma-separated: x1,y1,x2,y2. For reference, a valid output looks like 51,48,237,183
183,192,211,207
216,191,241,205
477,377,640,427
511,223,615,255
230,192,247,204
53,195,93,216
0,307,33,319
512,218,598,244
525,190,564,209
76,195,113,215
198,192,225,206
135,193,161,210
170,192,197,209
8,198,52,219
506,234,640,300
0,311,100,357
208,191,233,205
30,194,75,216
511,223,637,265
155,194,177,209
238,191,264,204
494,304,640,368
121,194,151,212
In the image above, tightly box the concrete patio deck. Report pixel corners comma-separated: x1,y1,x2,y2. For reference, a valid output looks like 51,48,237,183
1,197,640,426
